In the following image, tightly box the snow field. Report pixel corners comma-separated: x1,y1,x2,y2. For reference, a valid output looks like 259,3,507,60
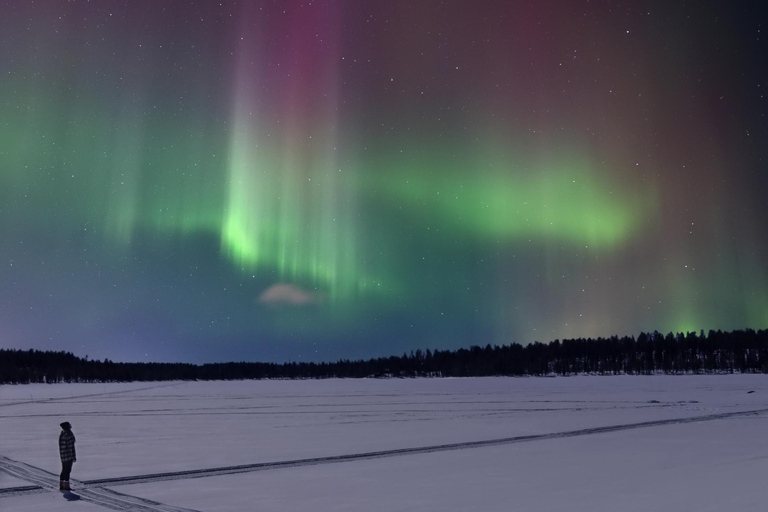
1,375,767,511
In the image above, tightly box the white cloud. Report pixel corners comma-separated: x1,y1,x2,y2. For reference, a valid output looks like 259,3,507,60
258,283,321,306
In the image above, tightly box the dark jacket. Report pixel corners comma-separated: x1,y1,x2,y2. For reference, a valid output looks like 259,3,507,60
59,429,76,462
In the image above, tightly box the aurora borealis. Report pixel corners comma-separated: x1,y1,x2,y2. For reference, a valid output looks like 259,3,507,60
1,1,766,363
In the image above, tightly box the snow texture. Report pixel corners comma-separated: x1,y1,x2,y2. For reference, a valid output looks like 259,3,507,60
1,376,767,511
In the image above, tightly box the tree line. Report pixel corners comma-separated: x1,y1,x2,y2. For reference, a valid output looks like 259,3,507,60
1,329,767,384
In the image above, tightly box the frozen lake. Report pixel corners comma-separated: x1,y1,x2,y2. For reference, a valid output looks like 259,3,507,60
1,375,767,511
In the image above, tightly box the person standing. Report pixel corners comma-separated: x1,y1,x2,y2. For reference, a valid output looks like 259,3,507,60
58,421,76,491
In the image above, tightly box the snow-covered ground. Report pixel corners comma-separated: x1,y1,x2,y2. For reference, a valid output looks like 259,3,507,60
1,376,767,511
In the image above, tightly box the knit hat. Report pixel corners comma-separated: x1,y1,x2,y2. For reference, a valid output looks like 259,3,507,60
60,421,72,430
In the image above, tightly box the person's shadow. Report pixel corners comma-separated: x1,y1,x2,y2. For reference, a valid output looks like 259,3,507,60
62,491,81,501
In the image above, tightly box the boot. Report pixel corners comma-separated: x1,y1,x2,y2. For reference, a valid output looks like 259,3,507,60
60,481,65,491
63,481,71,491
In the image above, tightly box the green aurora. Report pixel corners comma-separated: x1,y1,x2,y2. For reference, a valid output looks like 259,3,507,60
0,0,766,362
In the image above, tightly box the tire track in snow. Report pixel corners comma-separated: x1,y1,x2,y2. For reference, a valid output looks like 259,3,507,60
0,456,200,512
0,383,179,409
80,406,768,487
0,403,670,420
0,485,46,497
0,456,60,490
3,406,766,500
74,487,203,512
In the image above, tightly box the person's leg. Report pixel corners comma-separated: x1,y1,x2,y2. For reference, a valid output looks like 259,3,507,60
60,460,73,489
61,460,72,480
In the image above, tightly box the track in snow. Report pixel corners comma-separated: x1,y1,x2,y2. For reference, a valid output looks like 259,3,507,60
0,383,178,409
0,456,60,491
70,487,203,512
0,485,46,497
2,406,766,503
0,456,199,512
83,406,768,486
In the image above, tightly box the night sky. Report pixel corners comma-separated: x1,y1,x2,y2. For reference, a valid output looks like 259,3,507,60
1,1,766,363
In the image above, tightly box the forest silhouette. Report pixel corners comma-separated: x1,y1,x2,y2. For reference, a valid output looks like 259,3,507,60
2,329,767,384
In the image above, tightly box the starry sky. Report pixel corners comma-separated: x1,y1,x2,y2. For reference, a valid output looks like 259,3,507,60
1,1,766,363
